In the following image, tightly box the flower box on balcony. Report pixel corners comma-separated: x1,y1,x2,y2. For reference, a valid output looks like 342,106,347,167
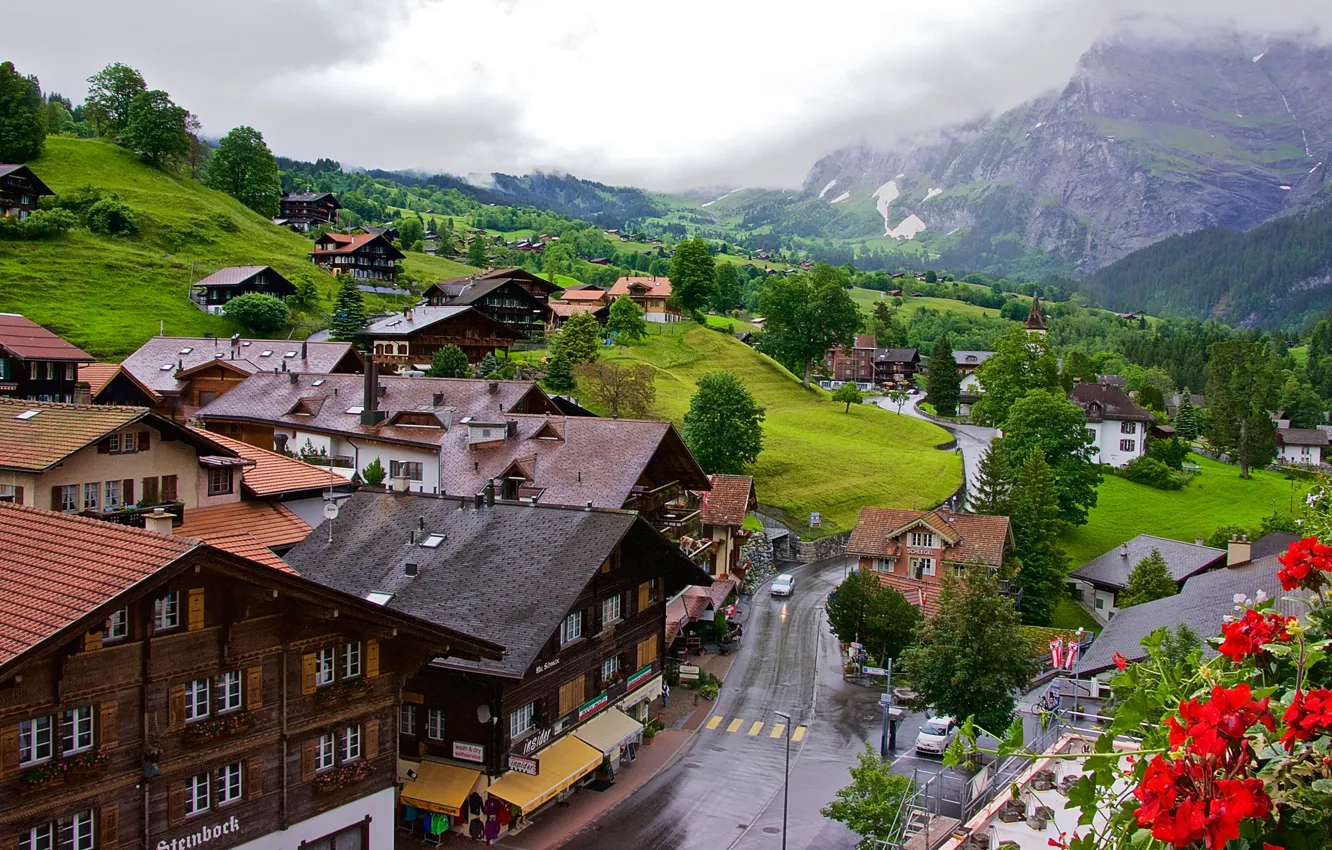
17,748,108,792
313,759,374,793
313,677,372,706
182,711,256,747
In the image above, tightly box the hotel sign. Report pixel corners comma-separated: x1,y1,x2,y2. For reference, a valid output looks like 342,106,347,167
626,664,653,690
577,691,609,721
507,754,539,776
156,816,241,850
452,741,485,763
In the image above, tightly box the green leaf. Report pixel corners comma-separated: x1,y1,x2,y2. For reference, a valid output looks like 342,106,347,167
997,717,1025,757
1311,778,1332,794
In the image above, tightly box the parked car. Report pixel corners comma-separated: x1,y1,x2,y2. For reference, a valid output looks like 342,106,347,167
770,573,795,596
914,716,958,755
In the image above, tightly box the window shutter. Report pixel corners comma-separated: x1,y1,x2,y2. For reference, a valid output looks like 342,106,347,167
50,486,61,510
246,666,263,710
100,804,119,850
99,701,118,748
83,630,103,652
169,684,186,731
97,438,110,454
139,431,151,452
168,786,186,828
12,486,21,505
301,739,316,781
245,757,263,801
638,582,650,613
301,653,317,695
365,639,380,678
364,719,379,760
142,477,159,505
122,478,134,506
162,475,178,503
0,724,19,779
187,588,205,631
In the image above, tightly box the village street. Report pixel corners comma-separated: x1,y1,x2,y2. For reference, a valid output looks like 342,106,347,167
876,396,996,508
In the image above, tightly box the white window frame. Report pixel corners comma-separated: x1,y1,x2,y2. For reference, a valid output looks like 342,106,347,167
58,812,94,850
20,822,54,850
510,702,535,739
216,671,242,714
103,608,128,642
207,467,233,496
59,485,78,513
216,763,243,806
560,611,583,645
399,704,417,736
315,647,336,686
185,772,210,816
184,678,210,723
341,724,361,763
315,733,336,772
426,709,445,741
61,707,94,754
909,531,935,548
19,716,53,765
154,591,179,631
601,594,622,626
103,480,122,510
82,483,99,511
601,656,619,681
909,556,936,577
342,641,362,678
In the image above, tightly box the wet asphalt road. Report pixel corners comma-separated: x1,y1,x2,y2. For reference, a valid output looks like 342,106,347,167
575,556,880,850
874,396,995,509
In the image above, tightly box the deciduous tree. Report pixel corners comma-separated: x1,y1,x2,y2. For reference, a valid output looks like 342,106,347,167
607,294,648,342
832,382,863,412
573,361,657,418
901,564,1034,733
222,293,290,334
713,263,743,314
1203,340,1279,479
1005,449,1070,626
993,389,1101,526
822,745,915,843
466,234,489,268
0,62,46,162
397,217,425,251
549,312,601,366
668,237,718,316
887,388,909,414
970,325,1060,427
330,277,369,341
1118,548,1177,607
426,344,469,378
925,334,960,416
826,569,920,663
758,264,860,386
120,89,190,166
84,63,145,135
206,126,282,217
683,371,765,474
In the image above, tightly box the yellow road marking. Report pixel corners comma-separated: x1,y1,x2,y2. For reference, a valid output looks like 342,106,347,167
726,718,744,733
706,715,722,730
748,721,764,736
792,725,807,742
770,724,785,738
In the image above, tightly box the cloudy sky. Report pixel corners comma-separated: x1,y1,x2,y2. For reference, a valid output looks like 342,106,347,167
7,1,1330,189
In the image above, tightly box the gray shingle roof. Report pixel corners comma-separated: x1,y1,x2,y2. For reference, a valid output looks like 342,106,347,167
953,351,993,367
1070,535,1225,591
875,348,919,363
193,265,274,288
120,337,360,397
1277,428,1329,447
1068,382,1155,423
282,192,337,203
282,491,710,677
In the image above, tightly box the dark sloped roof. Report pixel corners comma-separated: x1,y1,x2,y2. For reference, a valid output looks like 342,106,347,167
360,305,525,340
1025,295,1046,330
282,191,338,203
0,313,94,362
1250,531,1299,561
282,492,710,677
1277,428,1329,447
0,165,53,195
875,348,919,363
1070,534,1225,591
1068,382,1155,423
194,265,292,289
120,336,360,397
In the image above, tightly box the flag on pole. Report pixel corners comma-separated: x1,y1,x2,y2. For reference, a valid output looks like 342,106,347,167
1064,637,1080,669
1049,637,1064,669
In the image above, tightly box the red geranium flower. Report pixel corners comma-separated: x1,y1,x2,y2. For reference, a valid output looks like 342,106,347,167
1133,755,1272,849
1281,689,1332,751
1218,609,1293,662
1112,652,1129,671
1277,536,1332,592
1167,684,1275,759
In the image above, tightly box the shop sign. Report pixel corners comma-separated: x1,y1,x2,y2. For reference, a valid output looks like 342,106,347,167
626,664,653,690
679,664,700,681
156,815,241,850
507,754,539,776
905,547,935,556
535,658,560,674
577,691,609,721
452,741,485,763
517,727,552,756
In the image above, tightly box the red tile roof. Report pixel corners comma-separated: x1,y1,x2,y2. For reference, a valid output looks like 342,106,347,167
0,502,197,666
872,571,942,617
0,398,151,471
847,507,1010,567
78,363,122,397
700,474,755,528
555,288,610,302
311,232,404,259
204,532,296,573
0,313,94,362
854,335,878,349
174,501,312,549
608,277,672,299
191,428,348,497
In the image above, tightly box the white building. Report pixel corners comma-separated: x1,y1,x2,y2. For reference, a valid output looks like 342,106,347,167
1276,428,1327,465
1068,379,1154,468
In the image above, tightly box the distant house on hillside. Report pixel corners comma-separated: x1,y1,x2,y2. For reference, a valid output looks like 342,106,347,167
423,269,556,338
822,335,878,390
310,231,405,281
608,277,681,323
1070,534,1227,623
0,313,94,403
359,305,527,369
190,265,297,314
1276,428,1328,466
874,348,920,387
277,191,341,231
1068,378,1154,467
0,164,53,219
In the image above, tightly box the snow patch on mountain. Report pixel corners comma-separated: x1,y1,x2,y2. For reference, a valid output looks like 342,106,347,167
818,179,838,199
925,188,943,201
830,191,851,204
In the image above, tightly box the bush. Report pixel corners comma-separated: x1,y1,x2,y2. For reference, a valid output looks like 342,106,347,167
86,198,138,234
0,208,78,240
46,184,104,216
223,293,290,334
1118,455,1183,490
1145,436,1189,470
699,681,719,701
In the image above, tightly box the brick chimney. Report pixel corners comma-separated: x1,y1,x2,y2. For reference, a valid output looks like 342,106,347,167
1227,535,1251,567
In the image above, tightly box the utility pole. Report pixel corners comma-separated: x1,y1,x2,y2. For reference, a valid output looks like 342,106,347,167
880,657,892,758
775,710,791,850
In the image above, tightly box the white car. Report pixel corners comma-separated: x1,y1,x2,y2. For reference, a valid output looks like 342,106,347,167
914,716,958,756
770,574,795,596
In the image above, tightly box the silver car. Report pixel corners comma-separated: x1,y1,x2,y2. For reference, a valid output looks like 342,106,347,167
914,716,958,755
770,573,795,596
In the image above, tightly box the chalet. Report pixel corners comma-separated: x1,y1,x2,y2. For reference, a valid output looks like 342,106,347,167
195,369,712,538
0,313,94,403
874,347,920,387
358,305,526,369
822,335,878,390
278,191,342,231
190,266,297,314
1068,379,1154,468
311,233,405,282
847,507,1012,617
547,300,610,330
1165,392,1204,419
607,277,681,323
698,474,757,583
553,287,611,307
1069,535,1227,623
0,501,499,850
1024,295,1047,335
110,336,361,422
0,164,53,219
422,275,550,338
1276,428,1328,466
352,224,400,242
283,491,710,838
952,351,993,392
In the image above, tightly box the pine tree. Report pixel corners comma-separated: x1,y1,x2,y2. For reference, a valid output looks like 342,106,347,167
478,352,500,377
925,334,960,416
1118,549,1177,607
542,351,575,394
969,446,1011,515
1005,449,1069,626
1175,388,1199,441
330,277,368,341
426,344,469,378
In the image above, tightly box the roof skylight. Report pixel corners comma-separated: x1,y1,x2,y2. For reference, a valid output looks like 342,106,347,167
365,591,394,606
259,350,272,357
346,406,364,414
15,409,39,421
179,347,193,354
312,379,326,386
421,534,445,548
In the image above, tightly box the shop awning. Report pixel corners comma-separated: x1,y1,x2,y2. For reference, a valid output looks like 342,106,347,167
486,735,602,814
399,760,482,818
574,708,644,756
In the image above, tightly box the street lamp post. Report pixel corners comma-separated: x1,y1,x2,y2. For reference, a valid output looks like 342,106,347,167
775,710,791,850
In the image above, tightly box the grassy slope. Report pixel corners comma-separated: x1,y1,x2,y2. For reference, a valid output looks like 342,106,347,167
600,324,962,536
0,138,475,359
1059,454,1307,565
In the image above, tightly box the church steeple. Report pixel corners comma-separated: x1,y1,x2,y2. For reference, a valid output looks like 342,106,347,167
1024,294,1047,336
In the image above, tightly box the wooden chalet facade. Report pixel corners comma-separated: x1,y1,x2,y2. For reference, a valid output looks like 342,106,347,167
0,502,500,850
191,267,297,314
0,314,94,403
0,165,54,219
873,348,920,387
310,233,404,282
359,305,526,369
277,193,341,231
607,277,681,323
422,275,550,339
283,492,711,837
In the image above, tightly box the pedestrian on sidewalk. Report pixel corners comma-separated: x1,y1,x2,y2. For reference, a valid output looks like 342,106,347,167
662,682,670,707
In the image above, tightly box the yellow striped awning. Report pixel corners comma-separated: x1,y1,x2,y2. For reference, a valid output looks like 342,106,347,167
399,761,482,818
485,735,602,814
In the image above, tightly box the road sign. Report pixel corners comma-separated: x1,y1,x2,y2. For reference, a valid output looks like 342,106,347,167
863,666,889,677
809,512,821,528
679,664,700,681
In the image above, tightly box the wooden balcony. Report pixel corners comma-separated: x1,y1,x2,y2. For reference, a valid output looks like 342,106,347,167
626,481,683,516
